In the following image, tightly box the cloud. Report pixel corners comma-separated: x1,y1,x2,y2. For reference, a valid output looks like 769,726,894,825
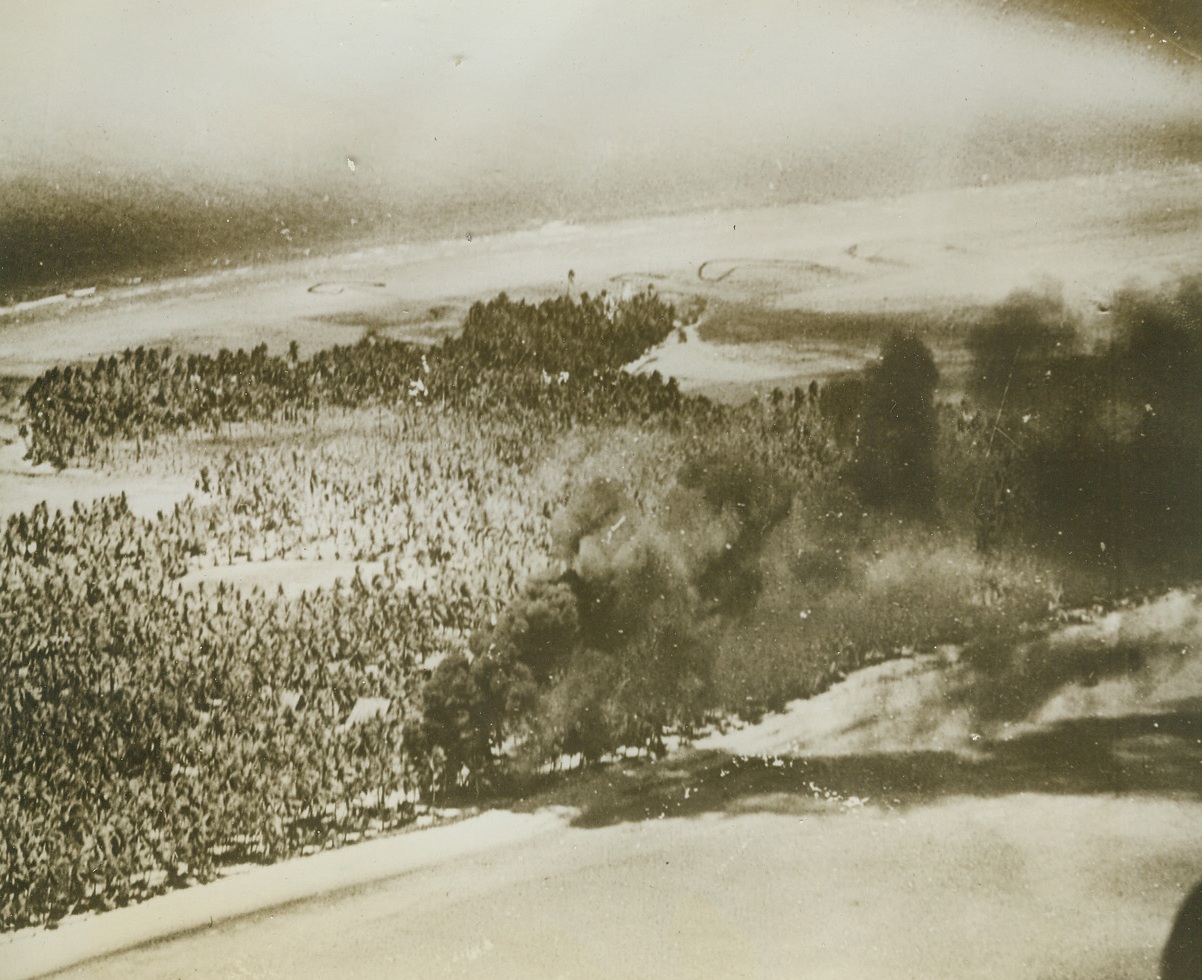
2,0,1200,205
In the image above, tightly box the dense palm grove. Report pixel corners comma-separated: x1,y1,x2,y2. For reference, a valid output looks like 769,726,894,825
19,290,685,468
2,289,839,929
6,279,1200,930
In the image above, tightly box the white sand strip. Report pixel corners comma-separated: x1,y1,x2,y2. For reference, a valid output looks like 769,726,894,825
0,809,571,980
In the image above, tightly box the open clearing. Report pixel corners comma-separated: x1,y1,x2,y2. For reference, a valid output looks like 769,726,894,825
177,559,388,599
0,418,194,523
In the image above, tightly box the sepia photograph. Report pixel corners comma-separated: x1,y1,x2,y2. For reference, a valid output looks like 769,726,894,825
2,1,1202,976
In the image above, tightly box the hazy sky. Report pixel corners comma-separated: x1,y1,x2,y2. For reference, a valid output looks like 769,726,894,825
3,0,1201,200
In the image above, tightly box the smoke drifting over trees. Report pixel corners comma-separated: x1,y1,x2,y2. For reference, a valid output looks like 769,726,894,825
407,273,1202,780
967,277,1202,578
850,332,940,517
435,449,798,765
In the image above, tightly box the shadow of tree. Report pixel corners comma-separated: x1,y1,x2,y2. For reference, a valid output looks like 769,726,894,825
513,703,1202,828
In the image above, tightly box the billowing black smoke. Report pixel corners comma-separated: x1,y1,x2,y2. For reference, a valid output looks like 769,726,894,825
968,277,1202,579
462,448,795,764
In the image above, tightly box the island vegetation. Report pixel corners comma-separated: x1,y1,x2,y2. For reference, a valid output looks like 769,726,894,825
4,276,1200,929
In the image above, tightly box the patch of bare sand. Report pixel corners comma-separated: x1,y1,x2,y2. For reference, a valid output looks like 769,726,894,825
31,796,1202,980
0,419,194,522
0,809,566,980
625,324,864,401
177,558,387,599
697,590,1202,760
696,652,981,758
